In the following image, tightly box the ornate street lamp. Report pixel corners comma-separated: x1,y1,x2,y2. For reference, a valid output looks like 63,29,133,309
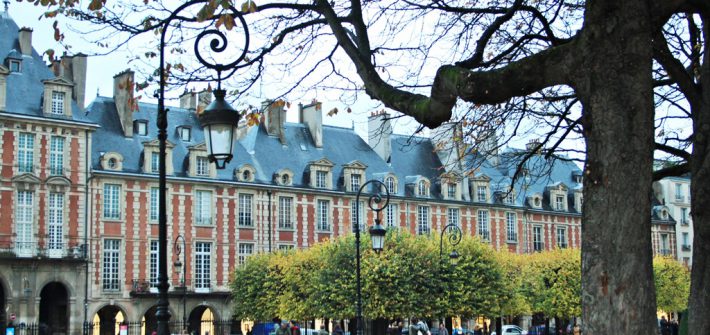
354,180,390,335
439,224,462,265
155,2,249,335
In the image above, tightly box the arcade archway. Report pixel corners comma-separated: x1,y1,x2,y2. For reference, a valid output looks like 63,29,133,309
39,282,69,335
92,305,126,335
187,306,215,335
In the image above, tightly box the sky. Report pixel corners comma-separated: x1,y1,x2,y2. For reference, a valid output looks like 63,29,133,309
8,2,426,141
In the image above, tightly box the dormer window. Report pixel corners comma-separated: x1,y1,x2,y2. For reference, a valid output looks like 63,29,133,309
447,183,456,199
196,156,209,176
350,174,361,192
275,169,294,186
236,164,256,182
316,171,327,188
51,91,65,115
281,174,290,185
101,152,124,171
555,195,565,210
385,176,397,194
9,60,21,72
135,120,148,136
150,151,159,173
242,170,251,181
503,190,515,204
418,180,429,197
179,126,191,141
477,186,487,202
108,158,117,169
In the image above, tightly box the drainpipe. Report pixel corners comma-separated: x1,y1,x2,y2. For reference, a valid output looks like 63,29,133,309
267,190,272,252
83,130,92,334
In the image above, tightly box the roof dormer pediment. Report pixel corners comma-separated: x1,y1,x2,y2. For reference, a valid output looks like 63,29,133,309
343,160,367,170
0,64,9,75
143,139,175,148
188,142,208,151
12,173,41,184
311,157,335,167
42,77,74,87
46,175,72,186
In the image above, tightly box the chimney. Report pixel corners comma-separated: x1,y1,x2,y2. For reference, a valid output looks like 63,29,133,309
262,99,287,144
197,89,212,114
18,27,32,56
431,122,466,170
50,58,61,77
113,69,135,137
526,138,541,153
368,110,392,162
480,128,499,165
180,91,196,110
70,54,87,110
299,100,323,148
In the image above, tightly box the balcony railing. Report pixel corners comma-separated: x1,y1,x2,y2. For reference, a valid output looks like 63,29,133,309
682,244,692,252
658,249,672,256
681,219,690,226
0,236,86,259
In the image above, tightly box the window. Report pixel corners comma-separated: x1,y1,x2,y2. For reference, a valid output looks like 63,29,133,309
18,132,34,173
417,206,430,235
150,187,159,222
477,186,487,202
682,232,689,246
278,245,294,251
238,194,253,226
675,183,683,201
49,136,64,175
278,196,293,229
448,208,460,227
556,227,568,248
242,170,252,181
477,210,490,240
196,157,209,176
660,234,670,255
180,127,191,141
281,174,291,185
681,208,689,225
15,190,34,256
108,158,117,169
9,59,21,72
350,174,361,192
47,192,64,253
506,212,517,242
195,190,212,225
102,239,120,291
238,243,254,266
504,191,515,204
149,240,159,290
151,151,160,173
533,226,544,252
447,184,457,199
386,177,396,194
386,204,398,228
195,242,211,291
317,200,330,231
555,195,565,210
51,91,65,115
418,180,428,197
135,120,148,136
351,201,365,232
103,184,121,219
316,171,328,188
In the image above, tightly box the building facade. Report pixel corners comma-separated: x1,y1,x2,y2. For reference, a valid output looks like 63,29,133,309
654,176,693,266
0,11,675,335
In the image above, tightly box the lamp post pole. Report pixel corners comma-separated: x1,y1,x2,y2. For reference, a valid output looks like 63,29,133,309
175,234,187,330
355,180,389,335
156,3,249,335
268,190,272,252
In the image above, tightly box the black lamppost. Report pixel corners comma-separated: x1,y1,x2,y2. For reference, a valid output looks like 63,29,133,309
354,180,389,335
439,224,462,265
174,234,187,330
155,3,248,335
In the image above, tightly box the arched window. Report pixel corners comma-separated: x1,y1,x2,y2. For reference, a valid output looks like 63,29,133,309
386,176,396,193
418,180,428,197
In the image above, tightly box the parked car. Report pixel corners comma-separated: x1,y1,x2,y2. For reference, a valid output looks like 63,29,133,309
491,325,527,335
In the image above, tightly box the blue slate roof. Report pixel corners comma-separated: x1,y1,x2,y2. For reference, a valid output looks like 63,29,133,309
0,15,96,125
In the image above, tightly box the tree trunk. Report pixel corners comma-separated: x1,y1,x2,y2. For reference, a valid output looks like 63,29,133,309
687,12,710,335
574,0,657,334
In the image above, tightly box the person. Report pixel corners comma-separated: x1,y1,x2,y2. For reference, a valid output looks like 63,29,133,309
318,325,329,335
333,324,343,335
452,323,462,335
670,319,679,335
572,323,581,335
437,324,448,335
290,321,301,335
276,321,292,335
409,318,429,335
472,325,482,335
660,316,670,335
